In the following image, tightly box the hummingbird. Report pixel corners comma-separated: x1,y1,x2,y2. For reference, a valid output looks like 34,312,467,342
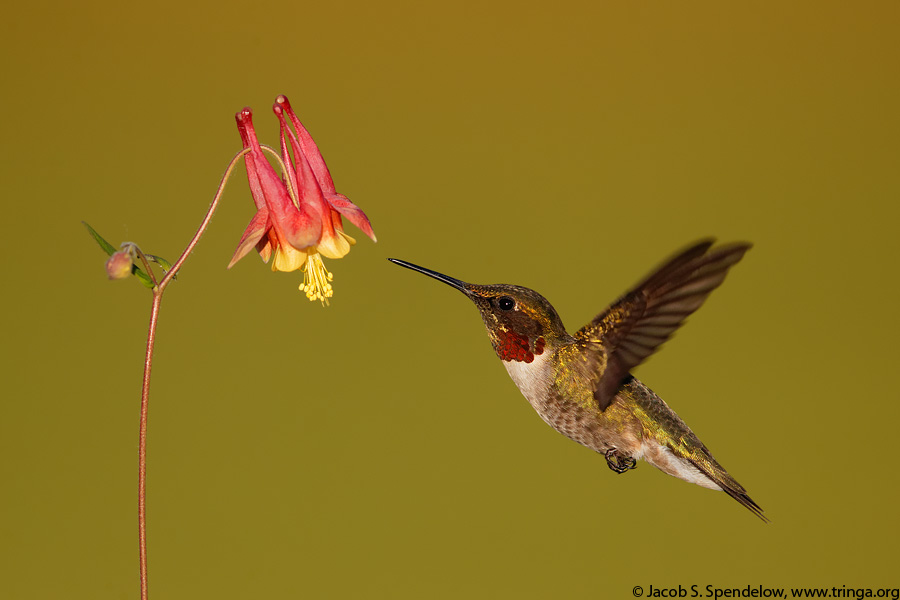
389,240,766,521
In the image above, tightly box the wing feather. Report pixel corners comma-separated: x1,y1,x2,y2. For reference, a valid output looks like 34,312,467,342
576,240,751,410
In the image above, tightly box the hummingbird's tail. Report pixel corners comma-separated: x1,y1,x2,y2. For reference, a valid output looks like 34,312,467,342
639,437,768,522
625,378,767,522
686,457,768,523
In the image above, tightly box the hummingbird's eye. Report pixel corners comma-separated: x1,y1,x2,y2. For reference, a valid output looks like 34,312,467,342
497,296,515,311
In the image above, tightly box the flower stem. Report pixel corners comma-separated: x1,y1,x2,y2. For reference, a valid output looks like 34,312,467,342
138,291,161,600
132,245,160,289
157,148,250,292
136,148,249,600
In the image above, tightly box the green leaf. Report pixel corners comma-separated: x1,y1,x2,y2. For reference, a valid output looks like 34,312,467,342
132,270,156,289
82,221,117,256
146,254,176,280
82,221,156,289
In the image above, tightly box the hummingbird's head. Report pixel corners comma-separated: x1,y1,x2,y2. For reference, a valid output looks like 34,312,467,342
389,259,568,364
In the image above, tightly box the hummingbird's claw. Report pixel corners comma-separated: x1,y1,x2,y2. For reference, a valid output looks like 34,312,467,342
605,448,637,474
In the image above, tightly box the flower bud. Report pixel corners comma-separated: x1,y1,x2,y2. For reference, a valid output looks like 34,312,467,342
106,250,134,280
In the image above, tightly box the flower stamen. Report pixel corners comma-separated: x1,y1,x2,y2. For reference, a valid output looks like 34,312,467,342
300,252,334,305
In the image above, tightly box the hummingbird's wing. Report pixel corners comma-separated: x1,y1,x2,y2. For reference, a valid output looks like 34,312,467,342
575,240,751,411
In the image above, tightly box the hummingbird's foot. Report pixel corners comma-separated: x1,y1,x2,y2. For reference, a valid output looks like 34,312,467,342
605,448,637,474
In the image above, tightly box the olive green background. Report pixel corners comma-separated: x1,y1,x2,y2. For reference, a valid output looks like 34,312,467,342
2,1,898,598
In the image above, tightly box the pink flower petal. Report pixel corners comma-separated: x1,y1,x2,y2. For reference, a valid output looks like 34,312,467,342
327,193,376,242
227,207,270,269
275,95,337,195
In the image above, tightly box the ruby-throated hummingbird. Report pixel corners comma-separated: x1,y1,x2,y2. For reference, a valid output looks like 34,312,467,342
389,240,765,521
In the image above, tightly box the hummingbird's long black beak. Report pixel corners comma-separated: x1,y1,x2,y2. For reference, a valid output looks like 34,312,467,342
388,258,469,294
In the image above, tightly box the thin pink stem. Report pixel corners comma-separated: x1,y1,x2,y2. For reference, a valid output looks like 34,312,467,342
136,148,249,599
157,149,250,291
132,245,159,289
139,291,162,600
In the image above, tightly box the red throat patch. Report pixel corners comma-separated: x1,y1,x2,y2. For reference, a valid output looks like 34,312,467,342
497,331,545,363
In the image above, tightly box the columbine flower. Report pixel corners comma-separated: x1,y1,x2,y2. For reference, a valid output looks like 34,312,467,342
227,95,375,303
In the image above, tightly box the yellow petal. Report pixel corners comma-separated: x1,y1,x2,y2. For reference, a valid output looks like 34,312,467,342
317,230,353,259
339,230,357,246
272,244,308,272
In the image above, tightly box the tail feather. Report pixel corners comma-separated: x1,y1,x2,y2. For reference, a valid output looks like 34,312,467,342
688,458,768,522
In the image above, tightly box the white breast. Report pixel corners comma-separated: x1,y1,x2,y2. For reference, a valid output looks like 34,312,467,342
504,355,723,491
502,352,553,413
